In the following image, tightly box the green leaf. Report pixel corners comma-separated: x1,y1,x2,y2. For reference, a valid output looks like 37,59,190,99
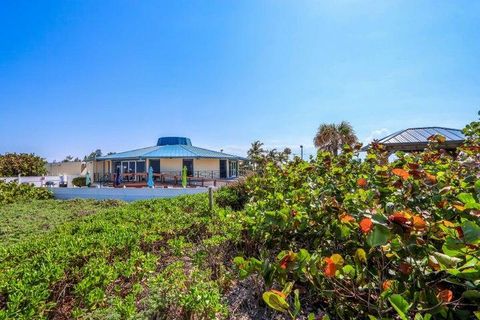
233,256,245,265
458,193,476,205
432,252,462,269
447,267,480,281
367,224,390,247
262,291,289,313
293,289,301,317
475,180,480,192
388,294,411,320
462,221,480,244
342,264,355,278
282,281,294,296
463,290,480,301
442,237,467,257
355,248,367,264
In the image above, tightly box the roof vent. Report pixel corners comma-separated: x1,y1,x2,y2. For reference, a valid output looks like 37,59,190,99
157,137,192,146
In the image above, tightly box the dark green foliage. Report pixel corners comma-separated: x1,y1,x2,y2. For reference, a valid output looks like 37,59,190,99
0,153,47,177
0,181,52,205
215,180,249,211
72,176,87,187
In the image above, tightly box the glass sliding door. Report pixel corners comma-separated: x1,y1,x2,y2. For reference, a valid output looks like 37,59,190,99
228,161,238,178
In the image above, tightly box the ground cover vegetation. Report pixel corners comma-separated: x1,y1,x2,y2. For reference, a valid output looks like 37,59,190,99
235,116,480,319
0,195,244,320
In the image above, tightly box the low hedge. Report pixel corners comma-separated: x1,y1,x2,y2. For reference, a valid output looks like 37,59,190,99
0,181,53,205
72,176,87,187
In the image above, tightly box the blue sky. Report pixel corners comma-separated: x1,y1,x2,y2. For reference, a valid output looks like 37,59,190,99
0,1,478,161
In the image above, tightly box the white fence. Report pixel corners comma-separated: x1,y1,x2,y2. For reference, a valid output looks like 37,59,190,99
0,175,81,188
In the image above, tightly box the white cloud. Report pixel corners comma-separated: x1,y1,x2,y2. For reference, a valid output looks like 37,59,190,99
362,128,390,145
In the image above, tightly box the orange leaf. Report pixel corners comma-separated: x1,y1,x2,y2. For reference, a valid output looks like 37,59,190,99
437,289,453,303
270,289,287,299
389,212,409,225
324,258,336,277
279,252,294,270
382,280,393,291
412,215,426,230
425,173,437,184
442,220,455,228
392,168,410,180
453,204,465,212
357,178,368,188
340,213,355,224
359,218,373,234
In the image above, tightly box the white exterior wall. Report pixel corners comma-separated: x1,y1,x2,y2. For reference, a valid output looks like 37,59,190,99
160,158,183,172
194,159,219,171
47,161,93,176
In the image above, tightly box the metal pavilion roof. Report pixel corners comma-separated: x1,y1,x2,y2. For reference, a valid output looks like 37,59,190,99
97,137,245,161
362,127,465,152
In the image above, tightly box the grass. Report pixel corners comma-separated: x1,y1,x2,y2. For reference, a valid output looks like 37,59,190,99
0,195,245,319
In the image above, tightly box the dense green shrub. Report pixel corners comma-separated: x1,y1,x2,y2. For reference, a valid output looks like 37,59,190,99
0,181,52,205
235,119,480,319
215,179,249,211
72,176,87,187
0,153,47,177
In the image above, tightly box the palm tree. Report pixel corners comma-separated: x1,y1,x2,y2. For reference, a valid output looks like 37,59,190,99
247,140,266,171
313,121,358,155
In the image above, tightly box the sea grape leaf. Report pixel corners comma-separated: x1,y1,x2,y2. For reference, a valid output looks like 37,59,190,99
262,291,289,313
367,225,390,247
458,193,476,205
447,268,480,281
463,290,480,301
432,252,462,268
389,294,411,320
462,221,480,244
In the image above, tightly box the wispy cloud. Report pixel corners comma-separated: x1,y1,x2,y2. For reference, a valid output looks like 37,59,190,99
362,128,390,145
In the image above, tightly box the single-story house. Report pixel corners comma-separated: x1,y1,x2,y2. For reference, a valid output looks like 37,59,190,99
361,127,465,153
94,137,245,182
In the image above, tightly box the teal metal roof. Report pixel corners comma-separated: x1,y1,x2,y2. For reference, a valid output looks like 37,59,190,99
97,138,245,160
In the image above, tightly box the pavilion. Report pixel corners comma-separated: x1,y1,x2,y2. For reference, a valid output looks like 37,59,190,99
93,137,245,183
361,127,465,153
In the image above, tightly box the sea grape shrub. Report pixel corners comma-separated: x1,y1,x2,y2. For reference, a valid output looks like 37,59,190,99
0,152,47,177
236,119,480,319
0,180,52,204
215,179,249,211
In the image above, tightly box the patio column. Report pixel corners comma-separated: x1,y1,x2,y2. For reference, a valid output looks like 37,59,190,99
226,160,230,178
